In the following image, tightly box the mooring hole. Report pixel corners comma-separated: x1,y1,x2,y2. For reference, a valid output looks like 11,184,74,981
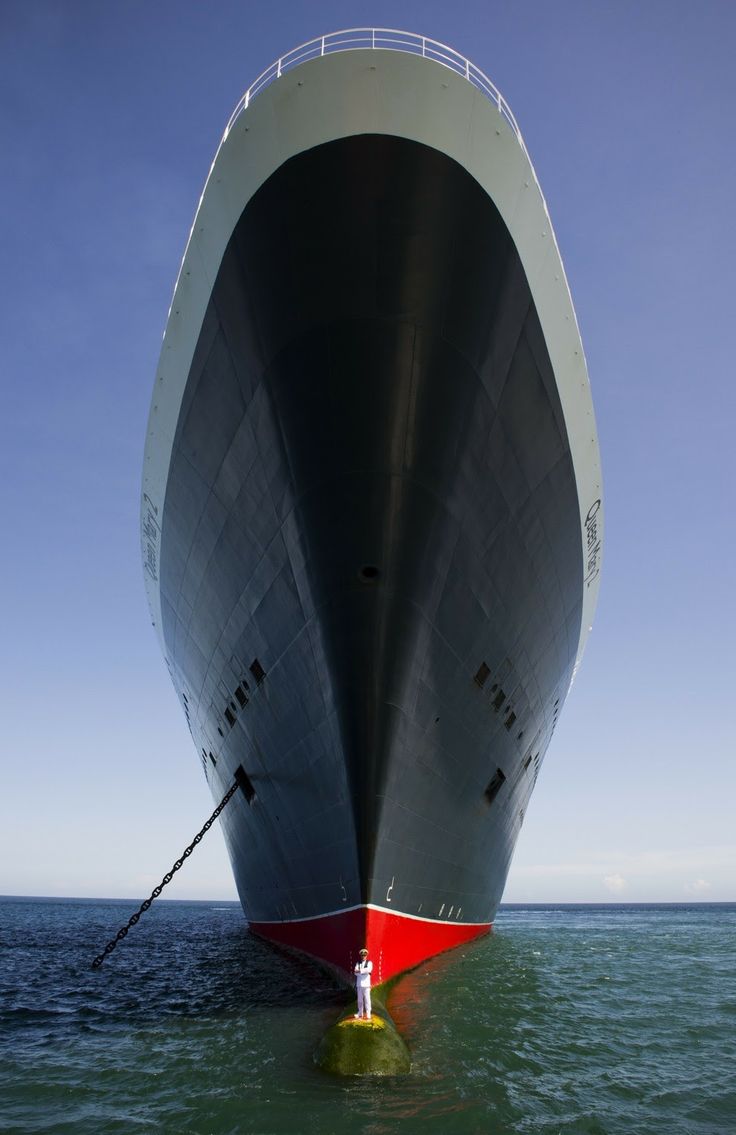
484,768,506,805
234,764,256,804
358,564,380,583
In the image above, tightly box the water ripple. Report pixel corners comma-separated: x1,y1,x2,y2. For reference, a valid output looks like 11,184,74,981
1,899,734,1133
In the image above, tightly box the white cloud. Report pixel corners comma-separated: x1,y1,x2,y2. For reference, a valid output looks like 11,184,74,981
511,845,736,879
504,846,736,901
684,878,712,894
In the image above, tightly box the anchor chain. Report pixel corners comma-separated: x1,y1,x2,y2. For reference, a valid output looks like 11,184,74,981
91,778,241,969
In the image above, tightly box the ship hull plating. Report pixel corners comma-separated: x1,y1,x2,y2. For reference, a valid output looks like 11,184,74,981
142,42,602,984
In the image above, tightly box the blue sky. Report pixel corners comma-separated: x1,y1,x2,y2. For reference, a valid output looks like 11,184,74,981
1,0,734,904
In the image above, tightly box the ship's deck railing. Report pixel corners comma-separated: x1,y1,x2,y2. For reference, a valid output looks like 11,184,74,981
224,29,526,152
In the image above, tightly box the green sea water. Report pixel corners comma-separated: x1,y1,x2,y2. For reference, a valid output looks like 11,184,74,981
1,898,734,1134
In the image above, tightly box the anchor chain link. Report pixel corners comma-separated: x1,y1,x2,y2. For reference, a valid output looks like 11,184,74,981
91,779,240,969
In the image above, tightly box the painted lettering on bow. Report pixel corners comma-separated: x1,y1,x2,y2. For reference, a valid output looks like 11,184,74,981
583,498,602,587
143,493,160,582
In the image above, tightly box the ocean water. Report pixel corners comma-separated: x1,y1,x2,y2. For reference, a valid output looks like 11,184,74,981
1,899,734,1134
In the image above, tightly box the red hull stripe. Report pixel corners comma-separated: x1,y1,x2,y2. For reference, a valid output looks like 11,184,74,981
249,905,491,984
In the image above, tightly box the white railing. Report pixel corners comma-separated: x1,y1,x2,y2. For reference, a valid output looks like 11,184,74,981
223,29,525,150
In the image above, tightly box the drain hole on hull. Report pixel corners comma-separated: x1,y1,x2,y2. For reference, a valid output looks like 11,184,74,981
358,564,380,583
484,767,506,805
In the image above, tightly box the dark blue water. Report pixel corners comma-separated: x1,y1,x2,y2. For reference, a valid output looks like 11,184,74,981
1,899,734,1133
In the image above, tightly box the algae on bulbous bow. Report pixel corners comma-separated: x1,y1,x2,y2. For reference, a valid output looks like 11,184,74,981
313,992,411,1076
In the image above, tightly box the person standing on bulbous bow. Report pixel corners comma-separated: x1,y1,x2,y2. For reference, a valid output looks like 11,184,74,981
354,947,373,1020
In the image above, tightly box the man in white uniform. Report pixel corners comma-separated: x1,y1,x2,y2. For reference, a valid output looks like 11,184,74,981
354,947,373,1020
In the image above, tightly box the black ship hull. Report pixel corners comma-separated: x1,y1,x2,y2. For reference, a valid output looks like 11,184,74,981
141,35,602,981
